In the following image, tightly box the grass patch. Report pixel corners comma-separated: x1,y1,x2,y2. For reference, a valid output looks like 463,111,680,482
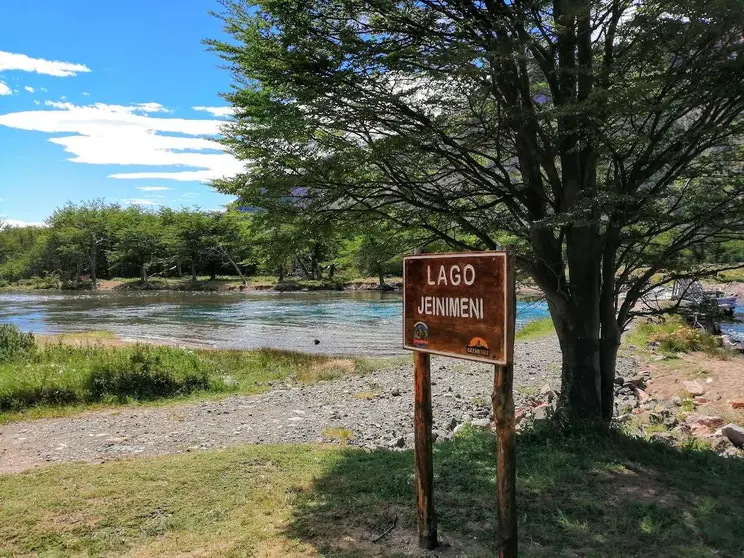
1,426,743,556
625,316,722,356
0,329,358,422
515,317,554,341
321,427,356,444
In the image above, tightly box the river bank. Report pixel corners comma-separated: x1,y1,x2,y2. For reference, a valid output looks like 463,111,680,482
0,330,586,473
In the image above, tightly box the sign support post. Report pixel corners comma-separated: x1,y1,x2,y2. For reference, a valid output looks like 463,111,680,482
492,251,517,557
413,350,437,550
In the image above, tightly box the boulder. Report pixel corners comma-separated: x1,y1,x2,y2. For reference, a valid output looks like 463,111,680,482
685,414,725,428
471,418,492,429
683,380,705,397
722,424,744,447
730,400,744,410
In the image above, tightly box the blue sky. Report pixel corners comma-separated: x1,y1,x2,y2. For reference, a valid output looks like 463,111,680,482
0,0,241,226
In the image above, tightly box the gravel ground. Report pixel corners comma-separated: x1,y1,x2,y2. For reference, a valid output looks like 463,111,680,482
0,335,637,474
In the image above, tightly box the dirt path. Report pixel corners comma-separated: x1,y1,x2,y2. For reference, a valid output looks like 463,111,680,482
0,336,637,475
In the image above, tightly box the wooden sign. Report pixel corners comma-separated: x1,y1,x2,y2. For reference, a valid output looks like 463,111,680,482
403,251,512,364
404,250,518,556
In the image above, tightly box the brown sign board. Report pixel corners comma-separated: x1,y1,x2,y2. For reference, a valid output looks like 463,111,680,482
403,251,513,365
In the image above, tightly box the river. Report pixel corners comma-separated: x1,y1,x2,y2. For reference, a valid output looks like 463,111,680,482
0,291,550,356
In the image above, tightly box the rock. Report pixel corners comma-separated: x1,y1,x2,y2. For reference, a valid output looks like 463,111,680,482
539,383,552,395
722,424,744,447
650,432,675,444
627,375,647,388
706,377,714,384
671,396,682,407
389,436,405,448
390,387,401,397
471,418,492,429
652,354,667,361
615,414,632,424
446,417,458,431
686,414,725,428
614,376,625,386
693,396,709,405
683,380,705,397
453,423,467,436
649,412,664,425
709,436,733,452
730,400,744,410
635,388,652,404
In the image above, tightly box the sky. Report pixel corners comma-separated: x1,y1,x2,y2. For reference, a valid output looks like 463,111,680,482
0,0,242,226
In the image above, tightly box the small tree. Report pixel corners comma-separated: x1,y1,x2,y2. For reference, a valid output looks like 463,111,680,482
210,0,744,422
47,200,114,289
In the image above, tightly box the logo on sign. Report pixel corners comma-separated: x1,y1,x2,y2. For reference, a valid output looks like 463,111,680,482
466,337,490,356
412,322,429,346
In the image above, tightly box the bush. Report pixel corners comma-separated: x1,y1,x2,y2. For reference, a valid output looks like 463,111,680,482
649,325,719,354
0,324,35,362
87,346,212,401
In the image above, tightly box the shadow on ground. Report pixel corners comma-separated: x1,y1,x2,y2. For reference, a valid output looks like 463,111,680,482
285,425,744,557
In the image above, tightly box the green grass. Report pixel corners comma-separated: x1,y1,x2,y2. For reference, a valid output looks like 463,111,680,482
625,316,722,356
1,425,743,556
0,342,360,423
515,317,554,341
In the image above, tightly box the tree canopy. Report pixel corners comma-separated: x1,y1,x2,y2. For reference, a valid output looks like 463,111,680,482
209,0,744,421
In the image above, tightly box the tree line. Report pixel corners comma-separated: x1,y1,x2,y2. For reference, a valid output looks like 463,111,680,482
0,200,423,288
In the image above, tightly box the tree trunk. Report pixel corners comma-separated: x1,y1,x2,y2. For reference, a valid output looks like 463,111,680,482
141,263,148,283
378,268,385,289
296,255,312,279
176,262,183,277
191,262,198,282
210,262,217,281
278,264,285,282
89,250,97,290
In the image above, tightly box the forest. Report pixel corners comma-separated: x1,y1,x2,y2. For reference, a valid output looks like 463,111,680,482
0,200,426,289
2,199,743,291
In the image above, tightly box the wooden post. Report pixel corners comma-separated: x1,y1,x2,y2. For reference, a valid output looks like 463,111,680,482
414,350,437,550
492,251,517,557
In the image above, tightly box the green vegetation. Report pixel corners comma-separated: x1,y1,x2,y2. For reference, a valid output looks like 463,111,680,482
515,317,554,341
0,201,417,291
2,425,742,556
0,325,358,422
625,317,722,356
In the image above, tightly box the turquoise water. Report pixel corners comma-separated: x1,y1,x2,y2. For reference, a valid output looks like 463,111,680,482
721,303,744,343
0,291,550,355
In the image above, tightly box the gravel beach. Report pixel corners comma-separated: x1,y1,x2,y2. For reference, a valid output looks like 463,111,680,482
0,334,637,474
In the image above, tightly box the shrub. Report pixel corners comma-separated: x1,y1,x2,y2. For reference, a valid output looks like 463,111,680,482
86,346,211,401
0,324,35,362
649,326,719,354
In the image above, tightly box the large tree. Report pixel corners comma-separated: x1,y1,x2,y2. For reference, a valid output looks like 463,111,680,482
209,0,744,421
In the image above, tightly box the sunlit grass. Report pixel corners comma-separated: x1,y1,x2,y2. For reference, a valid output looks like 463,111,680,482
2,426,743,556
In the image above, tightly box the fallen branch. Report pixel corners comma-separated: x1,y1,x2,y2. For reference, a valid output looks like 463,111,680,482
372,516,398,543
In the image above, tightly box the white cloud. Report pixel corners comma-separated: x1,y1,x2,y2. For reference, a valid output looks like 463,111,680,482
33,100,40,105
136,186,172,191
81,91,90,96
0,101,244,182
0,51,91,77
192,106,234,118
0,82,11,96
1,218,45,228
24,86,34,93
121,199,156,206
